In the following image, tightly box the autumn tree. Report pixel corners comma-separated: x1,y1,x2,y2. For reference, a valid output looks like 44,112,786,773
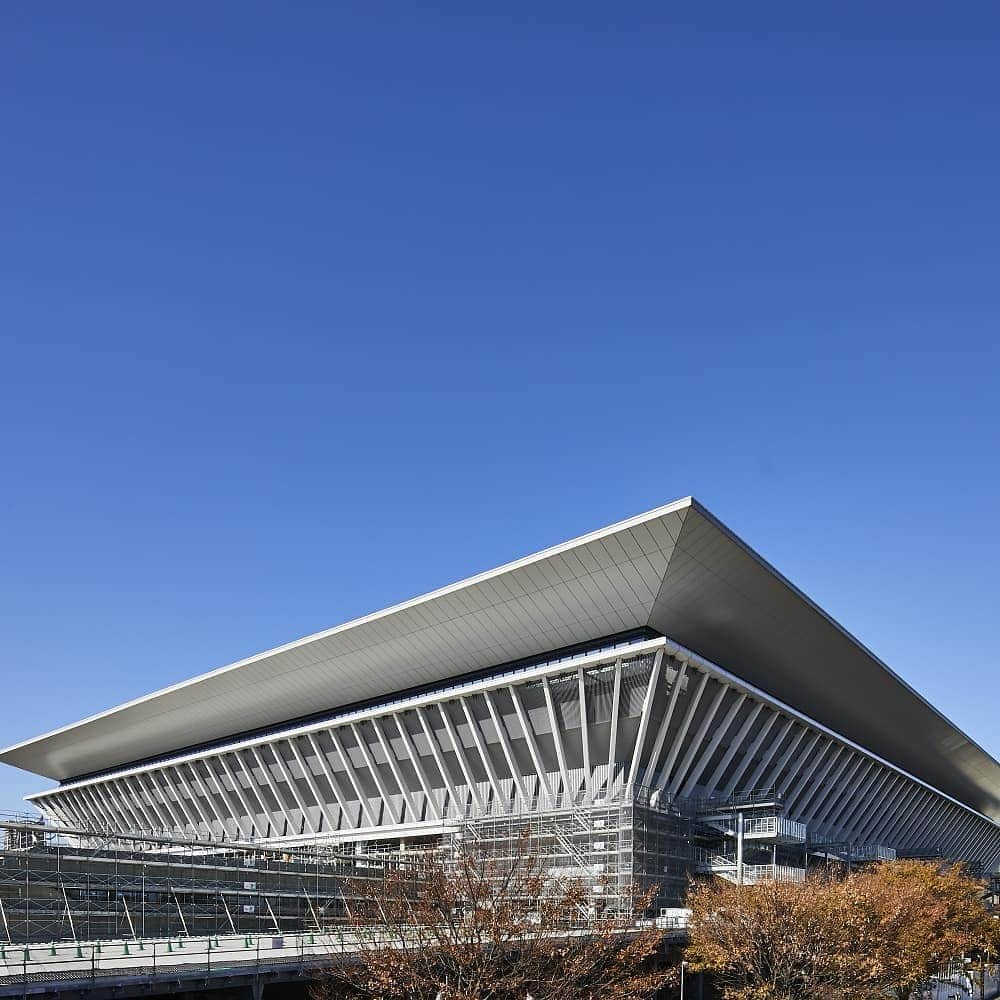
686,873,856,1000
686,860,992,1000
841,860,991,1000
312,835,674,1000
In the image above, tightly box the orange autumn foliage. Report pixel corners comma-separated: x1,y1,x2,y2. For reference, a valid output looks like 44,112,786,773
686,861,992,1000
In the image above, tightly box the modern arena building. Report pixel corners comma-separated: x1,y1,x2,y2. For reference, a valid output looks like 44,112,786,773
3,496,1000,918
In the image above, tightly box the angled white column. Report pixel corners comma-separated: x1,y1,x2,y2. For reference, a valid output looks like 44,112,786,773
268,740,319,835
124,775,162,831
808,753,862,831
89,782,131,831
723,709,781,796
668,679,728,797
853,774,907,843
643,660,689,794
250,744,295,836
186,760,229,836
871,784,922,845
656,669,709,791
626,649,663,793
328,729,379,827
790,744,845,816
415,707,461,815
306,731,358,830
830,762,885,838
482,690,529,806
233,749,282,836
173,766,212,834
372,717,420,819
680,691,747,799
142,771,184,831
605,658,624,789
542,677,572,797
80,785,116,830
287,736,338,833
577,666,592,800
436,703,486,813
779,732,824,801
206,755,254,838
459,697,508,807
704,701,763,798
507,685,553,802
392,713,443,821
349,722,399,824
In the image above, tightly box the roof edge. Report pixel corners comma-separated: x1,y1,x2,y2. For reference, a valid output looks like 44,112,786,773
0,497,696,764
686,499,1000,779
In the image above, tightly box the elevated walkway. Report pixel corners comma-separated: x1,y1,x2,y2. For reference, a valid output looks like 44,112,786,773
692,848,805,884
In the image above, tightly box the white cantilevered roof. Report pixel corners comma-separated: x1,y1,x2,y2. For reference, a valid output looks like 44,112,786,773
3,496,1000,821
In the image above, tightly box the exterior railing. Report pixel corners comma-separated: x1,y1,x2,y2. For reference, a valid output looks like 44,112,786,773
742,816,807,842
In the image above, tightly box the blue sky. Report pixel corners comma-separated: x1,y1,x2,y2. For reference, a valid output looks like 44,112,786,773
1,3,998,809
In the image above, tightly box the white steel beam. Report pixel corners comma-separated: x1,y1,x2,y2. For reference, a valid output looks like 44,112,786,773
157,770,196,832
643,659,688,794
287,736,339,833
704,701,763,798
680,691,747,799
810,754,865,831
791,744,845,817
846,771,900,843
507,685,553,802
626,649,664,793
250,744,294,836
655,669,709,791
853,774,907,843
393,713,443,821
349,722,400,824
88,782,130,831
460,697,509,808
764,726,809,795
780,733,825,802
124,775,161,831
871,782,922,844
372,717,420,819
233,749,282,836
209,755,255,838
142,772,184,831
669,678,728,797
830,762,885,838
875,784,924,846
306,731,357,830
328,729,379,827
724,710,783,796
605,658,624,788
172,766,211,834
416,707,462,816
436,703,486,813
542,677,572,797
79,785,115,830
481,690,529,806
578,666,592,800
186,761,228,837
269,741,319,835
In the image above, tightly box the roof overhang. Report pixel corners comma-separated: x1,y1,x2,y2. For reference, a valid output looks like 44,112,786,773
4,497,999,820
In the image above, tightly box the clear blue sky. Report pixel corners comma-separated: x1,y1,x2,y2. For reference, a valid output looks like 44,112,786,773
1,3,998,810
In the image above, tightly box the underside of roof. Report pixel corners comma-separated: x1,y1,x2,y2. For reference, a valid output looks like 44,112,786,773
4,497,999,821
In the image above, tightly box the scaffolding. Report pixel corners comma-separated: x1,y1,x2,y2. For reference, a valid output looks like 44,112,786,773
0,814,436,945
0,774,917,949
458,792,696,913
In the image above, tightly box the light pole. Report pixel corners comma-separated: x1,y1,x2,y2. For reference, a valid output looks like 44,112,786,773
680,959,688,1000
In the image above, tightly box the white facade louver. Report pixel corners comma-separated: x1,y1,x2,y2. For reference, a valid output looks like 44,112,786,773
26,635,1000,871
